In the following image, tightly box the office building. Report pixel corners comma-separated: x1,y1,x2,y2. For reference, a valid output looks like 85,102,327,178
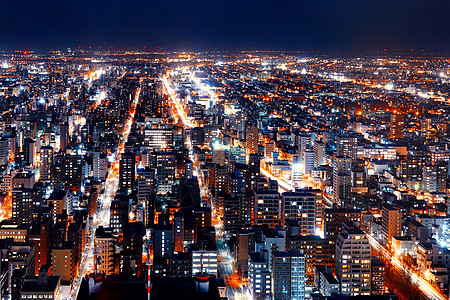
51,241,75,283
336,135,357,160
192,249,218,277
281,191,315,235
39,146,53,183
335,221,371,296
154,225,173,257
313,141,326,168
248,251,271,299
272,250,306,300
120,151,136,194
254,191,281,228
20,265,61,300
245,122,259,155
381,204,402,247
94,227,114,276
390,113,404,139
332,157,352,205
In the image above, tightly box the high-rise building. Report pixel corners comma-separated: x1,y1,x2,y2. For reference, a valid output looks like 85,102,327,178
333,157,352,205
0,138,10,165
399,155,428,188
19,265,61,300
248,251,271,299
94,227,114,275
336,135,357,160
371,257,386,295
272,250,306,300
249,154,262,189
190,127,204,146
47,190,70,216
110,197,129,234
421,117,432,139
324,208,361,242
137,167,155,205
390,113,404,139
254,191,281,228
173,212,184,252
423,162,448,193
245,122,259,155
381,204,402,247
87,187,98,218
194,207,212,242
22,138,36,167
120,152,136,194
287,235,335,282
292,134,310,164
264,142,275,160
144,123,174,150
281,191,315,235
12,188,43,225
63,154,83,192
313,141,326,168
335,221,371,296
214,166,229,195
93,150,107,180
153,150,175,194
212,143,227,166
51,241,75,283
154,225,173,257
59,123,69,152
192,248,218,277
28,218,51,275
303,150,315,175
229,146,246,165
122,222,144,275
39,146,53,182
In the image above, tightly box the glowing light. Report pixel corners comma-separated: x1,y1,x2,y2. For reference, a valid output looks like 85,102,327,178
385,83,394,90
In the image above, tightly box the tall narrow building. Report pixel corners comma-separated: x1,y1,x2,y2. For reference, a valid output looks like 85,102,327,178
381,204,402,247
272,250,306,300
333,157,352,206
335,221,371,296
245,121,259,155
120,152,136,194
390,113,404,139
313,141,326,168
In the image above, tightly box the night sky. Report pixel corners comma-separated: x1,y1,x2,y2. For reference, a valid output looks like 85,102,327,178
1,0,450,52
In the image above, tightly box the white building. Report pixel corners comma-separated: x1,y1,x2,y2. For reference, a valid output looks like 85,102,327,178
336,221,371,296
192,250,218,276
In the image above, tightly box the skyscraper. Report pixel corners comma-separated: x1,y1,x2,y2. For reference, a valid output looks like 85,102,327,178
272,250,306,300
94,227,114,275
12,187,42,225
381,204,402,247
39,146,53,183
333,157,352,205
335,221,371,296
254,190,281,228
336,135,357,160
281,191,315,235
390,113,404,139
245,121,259,155
120,152,136,194
153,150,175,194
313,140,326,168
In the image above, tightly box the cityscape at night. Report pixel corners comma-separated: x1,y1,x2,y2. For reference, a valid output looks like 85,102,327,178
2,1,450,300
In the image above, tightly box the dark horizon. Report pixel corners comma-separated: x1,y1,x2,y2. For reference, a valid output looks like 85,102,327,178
2,0,450,52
